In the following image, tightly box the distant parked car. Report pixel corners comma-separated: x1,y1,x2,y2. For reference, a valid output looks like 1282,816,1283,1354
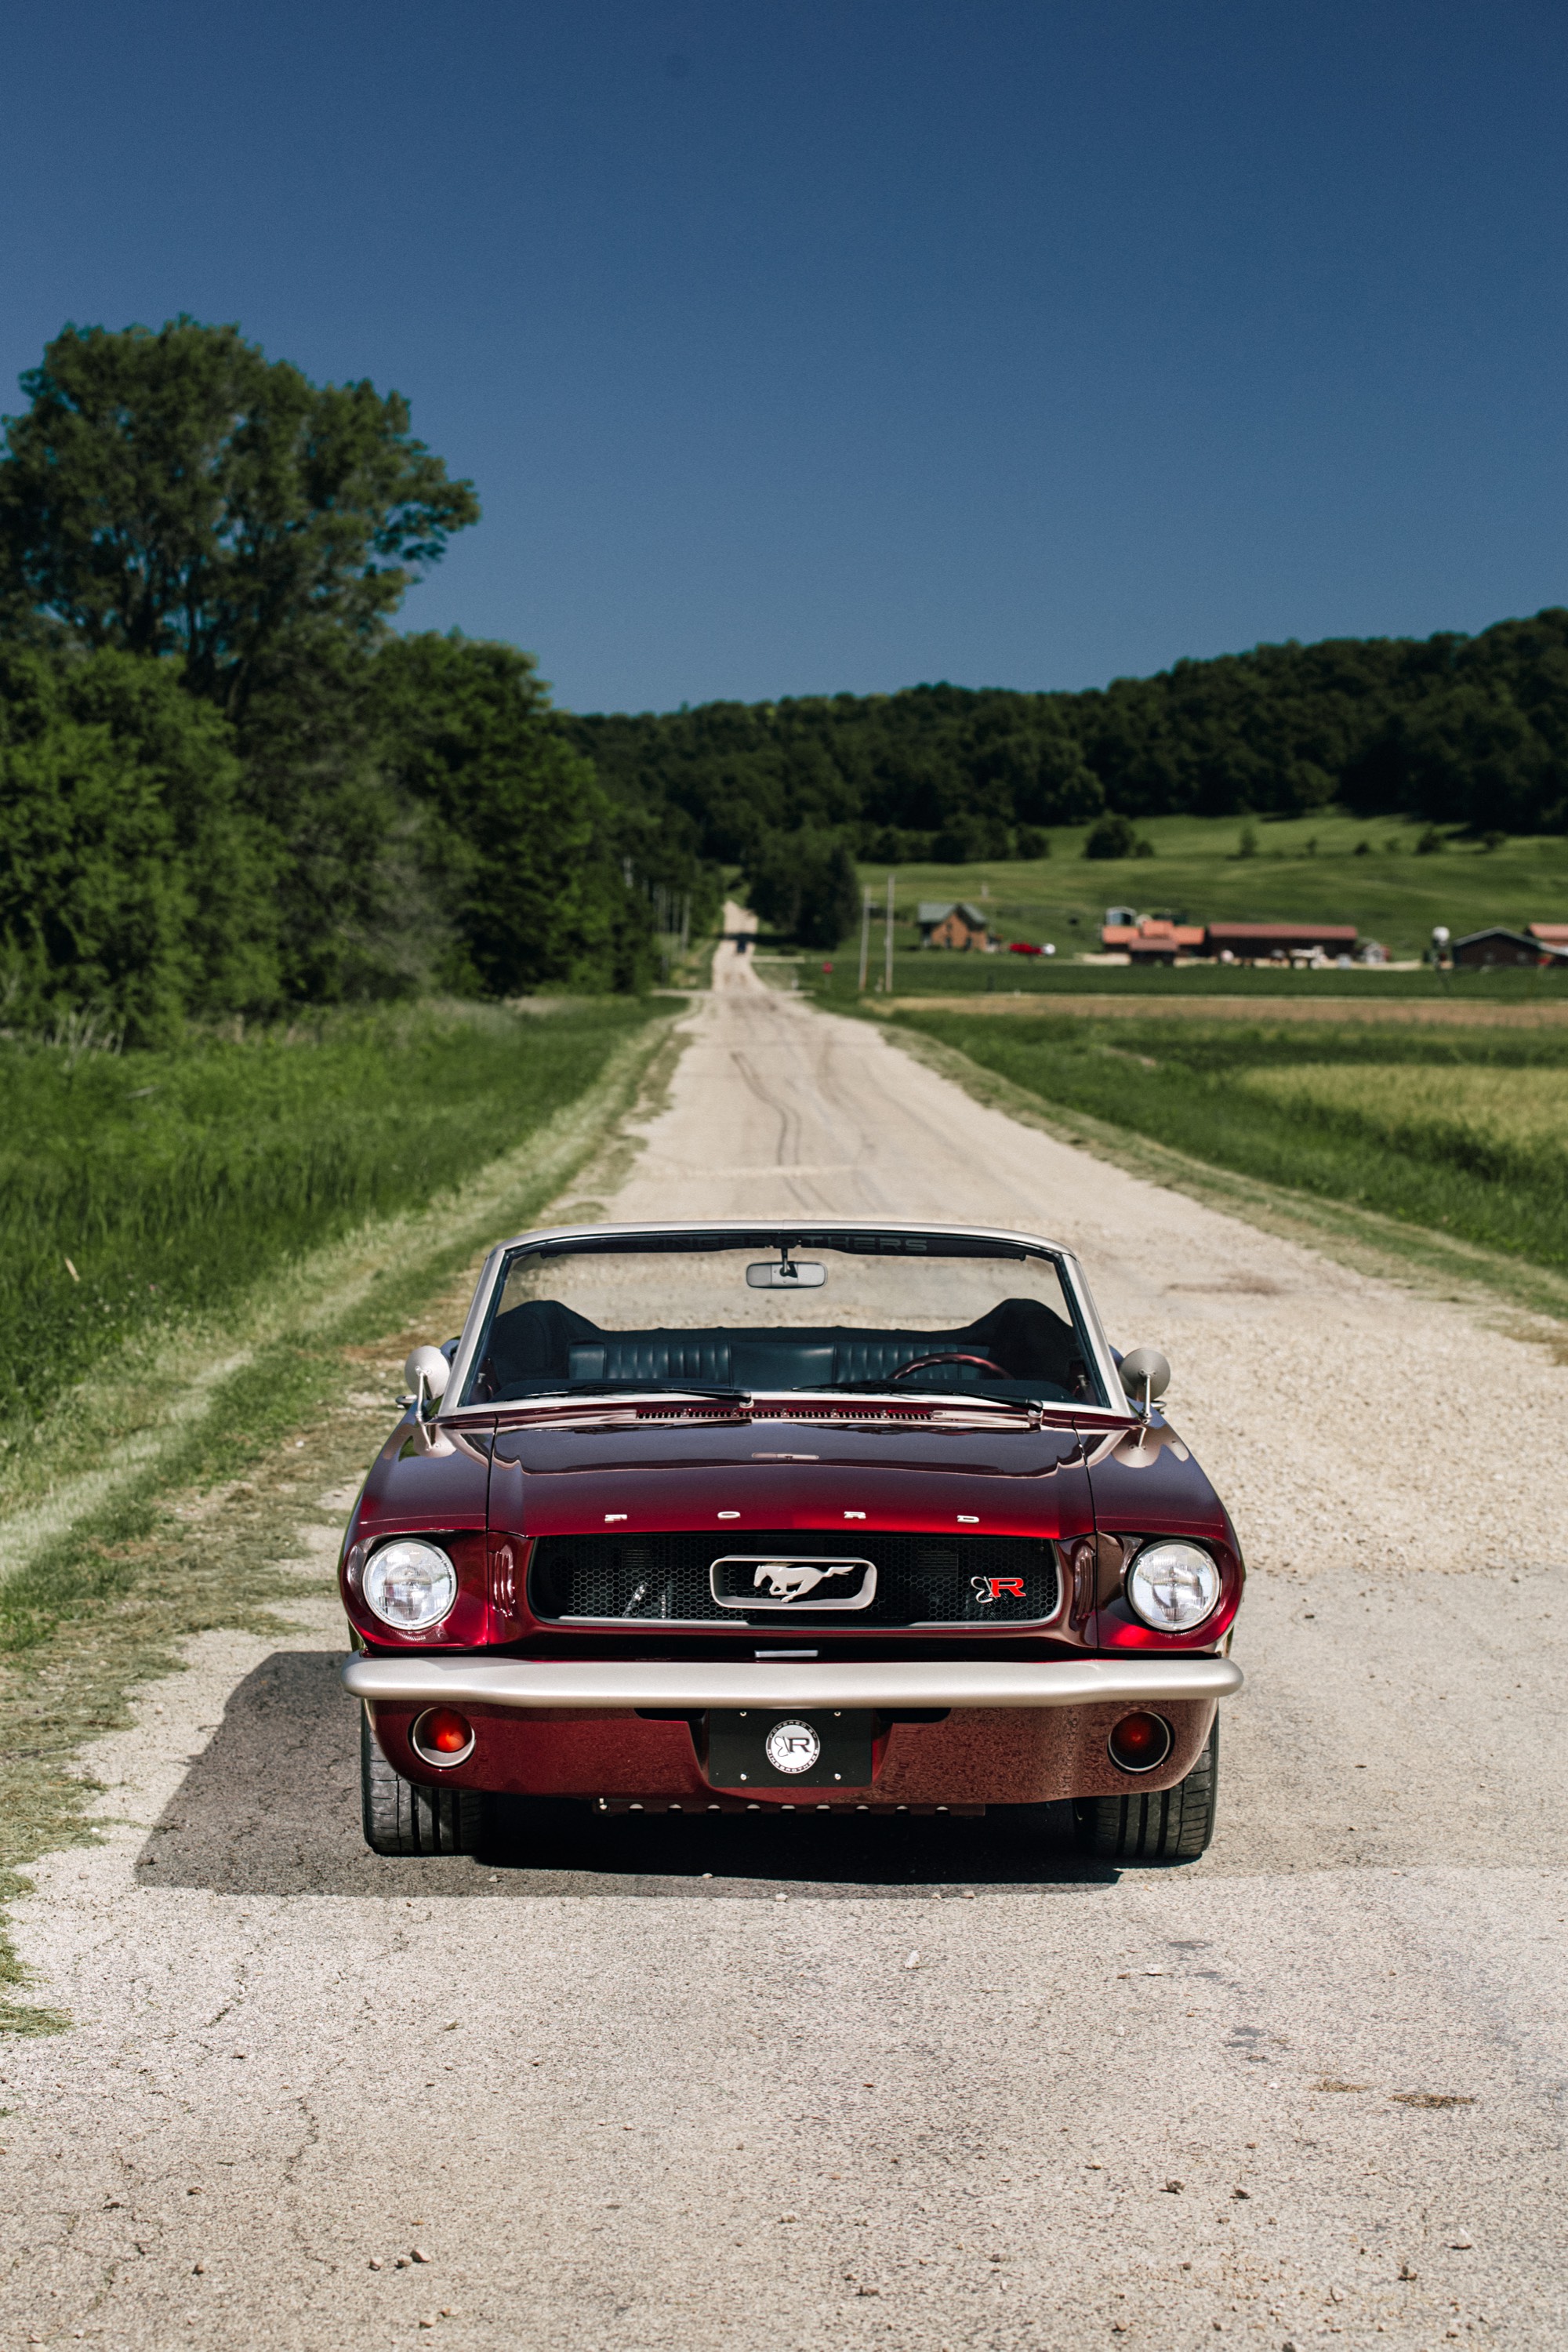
340,1221,1244,1866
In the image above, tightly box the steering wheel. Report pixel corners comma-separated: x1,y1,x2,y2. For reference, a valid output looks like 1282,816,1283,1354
891,1352,1011,1382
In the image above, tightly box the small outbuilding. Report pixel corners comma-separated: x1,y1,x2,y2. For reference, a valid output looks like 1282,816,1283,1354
917,901,990,950
1203,922,1359,962
1451,926,1566,970
1100,917,1206,964
1526,922,1568,953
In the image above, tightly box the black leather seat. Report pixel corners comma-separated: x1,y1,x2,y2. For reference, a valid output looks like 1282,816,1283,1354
474,1296,1086,1401
567,1338,735,1384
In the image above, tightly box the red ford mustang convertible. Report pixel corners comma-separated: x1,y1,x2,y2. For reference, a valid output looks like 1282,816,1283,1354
340,1221,1243,1863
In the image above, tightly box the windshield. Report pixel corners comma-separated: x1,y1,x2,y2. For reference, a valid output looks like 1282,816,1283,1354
457,1229,1105,1408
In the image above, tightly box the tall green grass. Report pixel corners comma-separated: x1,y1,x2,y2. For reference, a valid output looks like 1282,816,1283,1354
0,998,660,1424
1240,1061,1568,1150
895,1011,1568,1269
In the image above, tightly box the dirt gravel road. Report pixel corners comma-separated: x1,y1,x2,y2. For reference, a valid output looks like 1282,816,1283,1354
3,941,1566,2351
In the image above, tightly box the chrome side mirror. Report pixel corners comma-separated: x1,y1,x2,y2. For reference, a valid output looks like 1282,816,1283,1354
401,1344,451,1417
1119,1346,1171,1418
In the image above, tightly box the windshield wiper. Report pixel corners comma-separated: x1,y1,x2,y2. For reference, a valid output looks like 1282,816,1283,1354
819,1381,1042,1413
518,1381,751,1403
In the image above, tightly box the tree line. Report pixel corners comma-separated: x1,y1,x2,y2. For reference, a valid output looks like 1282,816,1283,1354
5,316,1566,1020
0,318,706,1040
568,610,1568,872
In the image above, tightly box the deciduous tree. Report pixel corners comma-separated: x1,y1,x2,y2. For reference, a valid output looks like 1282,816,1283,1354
375,633,654,994
0,318,478,716
0,647,278,1038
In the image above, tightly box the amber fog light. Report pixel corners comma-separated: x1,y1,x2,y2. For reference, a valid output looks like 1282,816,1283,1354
411,1707,475,1767
1108,1711,1172,1773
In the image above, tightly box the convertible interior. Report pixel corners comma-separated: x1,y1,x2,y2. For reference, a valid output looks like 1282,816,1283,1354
469,1295,1094,1404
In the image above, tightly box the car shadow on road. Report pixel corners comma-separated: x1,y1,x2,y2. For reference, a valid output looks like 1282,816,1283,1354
141,1650,1120,1901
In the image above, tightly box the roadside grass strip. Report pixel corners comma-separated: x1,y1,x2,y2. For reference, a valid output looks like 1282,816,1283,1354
886,1010,1568,1273
0,998,659,1443
877,1013,1568,1332
0,999,686,2033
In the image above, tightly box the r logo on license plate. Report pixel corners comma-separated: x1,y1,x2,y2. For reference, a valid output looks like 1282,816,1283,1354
764,1720,819,1774
705,1710,875,1790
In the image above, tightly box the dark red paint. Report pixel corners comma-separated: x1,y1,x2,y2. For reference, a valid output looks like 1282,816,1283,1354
341,1393,1243,1806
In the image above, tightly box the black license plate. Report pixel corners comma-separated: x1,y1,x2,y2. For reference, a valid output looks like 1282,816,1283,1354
705,1709,874,1791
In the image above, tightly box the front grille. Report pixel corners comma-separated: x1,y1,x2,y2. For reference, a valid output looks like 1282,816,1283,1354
528,1528,1058,1628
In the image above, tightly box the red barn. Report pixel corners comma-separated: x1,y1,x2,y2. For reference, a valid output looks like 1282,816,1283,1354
1099,918,1206,964
1203,922,1359,962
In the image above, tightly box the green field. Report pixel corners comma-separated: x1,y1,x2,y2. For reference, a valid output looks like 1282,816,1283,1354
826,809,1568,972
1240,1061,1568,1151
889,1007,1568,1271
804,953,1568,1007
0,997,662,1432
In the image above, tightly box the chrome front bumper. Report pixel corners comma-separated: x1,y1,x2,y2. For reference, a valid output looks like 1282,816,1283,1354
342,1653,1242,1712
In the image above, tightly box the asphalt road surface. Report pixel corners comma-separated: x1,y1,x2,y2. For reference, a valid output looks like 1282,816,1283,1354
3,942,1565,2351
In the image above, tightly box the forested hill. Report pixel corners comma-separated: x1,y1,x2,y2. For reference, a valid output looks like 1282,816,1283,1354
5,315,1567,1034
564,608,1568,866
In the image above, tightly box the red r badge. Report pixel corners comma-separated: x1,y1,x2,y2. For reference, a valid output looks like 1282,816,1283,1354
971,1574,1028,1604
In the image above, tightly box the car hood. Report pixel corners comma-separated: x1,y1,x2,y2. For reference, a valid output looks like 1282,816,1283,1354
488,1414,1096,1541
1082,1416,1233,1547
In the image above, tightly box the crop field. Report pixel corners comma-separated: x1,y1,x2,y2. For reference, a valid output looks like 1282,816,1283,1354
889,1007,1568,1270
1240,1060,1568,1151
0,996,662,1432
869,989,1568,1030
840,808,1568,967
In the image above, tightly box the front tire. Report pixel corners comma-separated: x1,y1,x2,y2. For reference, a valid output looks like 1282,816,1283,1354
361,1710,484,1857
1073,1716,1218,1863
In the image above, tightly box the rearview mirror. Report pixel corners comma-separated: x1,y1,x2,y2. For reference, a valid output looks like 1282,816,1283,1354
1119,1346,1171,1415
746,1259,826,1289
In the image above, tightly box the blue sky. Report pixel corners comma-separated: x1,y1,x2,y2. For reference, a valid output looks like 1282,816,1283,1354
1,0,1563,711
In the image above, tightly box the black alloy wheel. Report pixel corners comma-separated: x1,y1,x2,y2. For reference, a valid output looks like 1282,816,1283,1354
360,1709,485,1857
1073,1716,1219,1863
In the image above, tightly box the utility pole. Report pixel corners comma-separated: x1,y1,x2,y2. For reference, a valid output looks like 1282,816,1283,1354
884,873,895,996
858,885,872,993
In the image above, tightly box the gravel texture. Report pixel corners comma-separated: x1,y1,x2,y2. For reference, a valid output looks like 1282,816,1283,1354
1,938,1564,2350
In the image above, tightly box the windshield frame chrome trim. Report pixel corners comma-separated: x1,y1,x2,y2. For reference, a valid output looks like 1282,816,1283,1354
439,1218,1123,1423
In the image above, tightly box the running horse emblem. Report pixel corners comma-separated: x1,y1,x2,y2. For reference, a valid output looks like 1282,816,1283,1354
754,1560,863,1601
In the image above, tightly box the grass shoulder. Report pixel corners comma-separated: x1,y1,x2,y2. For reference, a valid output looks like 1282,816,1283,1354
0,996,686,2033
0,996,662,1460
858,1000,1568,1329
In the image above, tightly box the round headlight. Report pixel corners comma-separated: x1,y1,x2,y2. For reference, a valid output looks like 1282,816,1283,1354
362,1538,457,1632
1126,1540,1221,1632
